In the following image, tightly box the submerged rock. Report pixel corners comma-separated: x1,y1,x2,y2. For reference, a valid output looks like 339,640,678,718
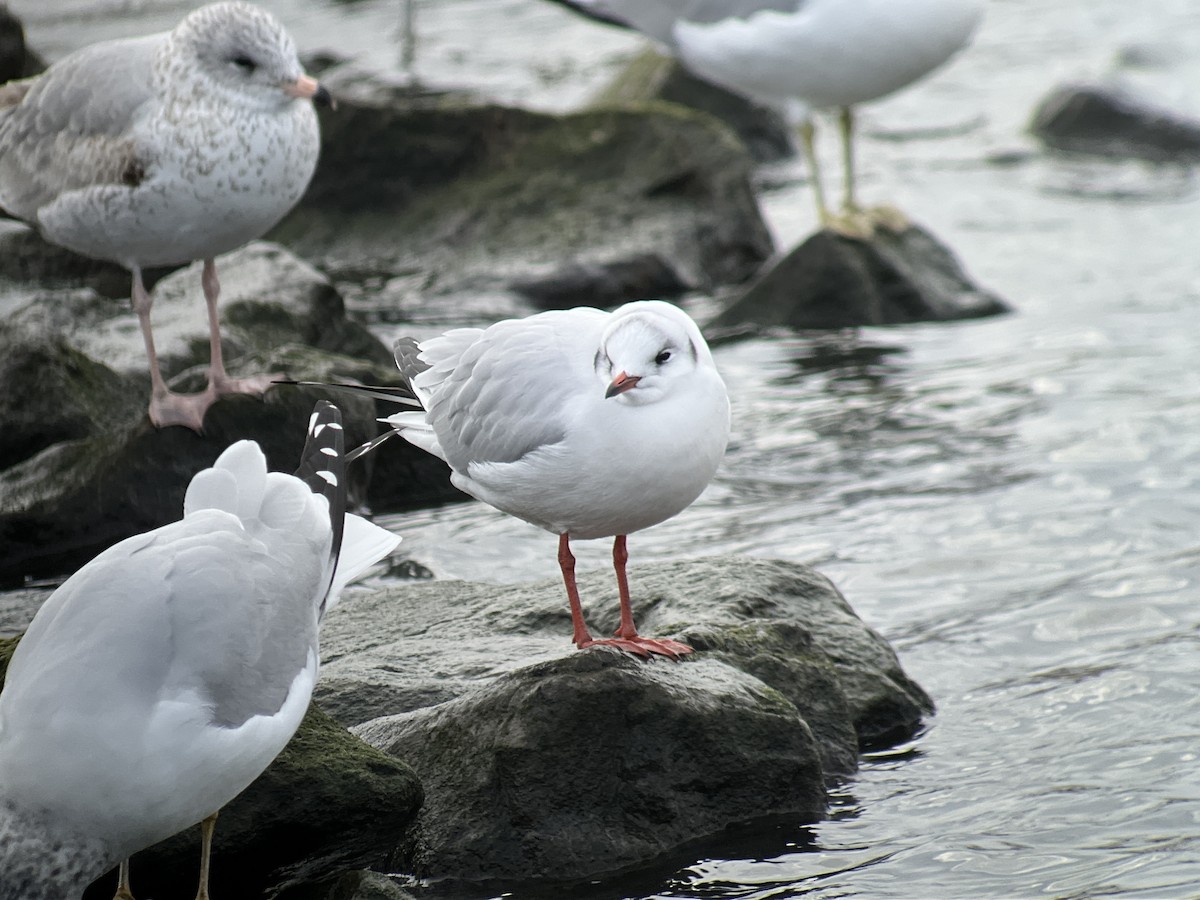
269,79,774,312
711,221,1009,331
1030,83,1200,162
316,556,931,888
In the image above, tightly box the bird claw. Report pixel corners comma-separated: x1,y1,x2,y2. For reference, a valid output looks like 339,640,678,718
148,386,218,432
578,635,694,661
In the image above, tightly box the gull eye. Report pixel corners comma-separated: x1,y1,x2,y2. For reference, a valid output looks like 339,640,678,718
231,54,257,73
655,349,672,365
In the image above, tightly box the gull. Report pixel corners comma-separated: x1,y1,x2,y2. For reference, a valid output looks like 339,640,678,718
299,300,730,660
552,0,983,232
0,2,332,431
0,401,400,900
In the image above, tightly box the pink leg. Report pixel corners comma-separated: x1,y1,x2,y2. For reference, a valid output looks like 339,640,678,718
132,267,216,432
202,259,279,397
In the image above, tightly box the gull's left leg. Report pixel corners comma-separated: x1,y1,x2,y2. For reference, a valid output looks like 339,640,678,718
610,535,693,660
195,812,218,900
112,859,135,900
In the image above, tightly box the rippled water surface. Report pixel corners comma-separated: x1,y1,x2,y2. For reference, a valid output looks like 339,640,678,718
12,0,1200,896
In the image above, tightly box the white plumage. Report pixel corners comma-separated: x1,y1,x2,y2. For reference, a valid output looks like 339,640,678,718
0,406,399,899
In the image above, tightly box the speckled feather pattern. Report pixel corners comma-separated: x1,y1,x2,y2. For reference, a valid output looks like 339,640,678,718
0,800,109,900
0,1,320,268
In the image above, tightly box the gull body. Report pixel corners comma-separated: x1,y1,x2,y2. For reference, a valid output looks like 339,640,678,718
0,404,399,899
383,300,730,657
559,0,983,227
0,2,329,429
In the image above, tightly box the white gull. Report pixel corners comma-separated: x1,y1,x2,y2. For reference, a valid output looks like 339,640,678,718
0,401,400,900
557,0,983,231
307,300,730,659
0,1,331,431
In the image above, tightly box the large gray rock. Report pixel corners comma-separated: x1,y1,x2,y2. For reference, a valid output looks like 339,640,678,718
268,81,774,313
1030,83,1200,162
711,221,1010,332
316,556,931,887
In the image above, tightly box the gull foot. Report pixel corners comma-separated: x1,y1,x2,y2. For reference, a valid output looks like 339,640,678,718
148,386,219,432
822,204,911,239
579,636,694,661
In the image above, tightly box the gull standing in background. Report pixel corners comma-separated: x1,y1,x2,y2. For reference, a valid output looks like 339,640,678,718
0,2,332,431
0,402,400,900
553,0,983,232
300,300,730,660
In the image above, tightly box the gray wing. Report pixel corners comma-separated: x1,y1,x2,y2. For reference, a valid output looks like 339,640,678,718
682,0,804,25
0,32,162,221
418,310,609,472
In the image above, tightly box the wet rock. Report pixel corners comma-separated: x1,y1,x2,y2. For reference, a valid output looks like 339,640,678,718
317,556,930,886
318,871,418,900
1030,83,1200,162
510,252,691,309
0,3,44,85
710,221,1009,332
359,652,826,885
595,46,794,163
269,81,774,311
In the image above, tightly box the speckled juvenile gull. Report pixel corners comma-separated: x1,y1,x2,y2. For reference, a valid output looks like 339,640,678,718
304,300,730,659
556,0,983,230
0,1,331,431
0,401,400,900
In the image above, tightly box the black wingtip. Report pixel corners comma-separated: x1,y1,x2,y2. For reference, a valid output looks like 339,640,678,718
294,400,347,615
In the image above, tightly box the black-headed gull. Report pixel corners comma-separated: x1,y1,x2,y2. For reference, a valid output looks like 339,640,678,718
554,0,982,230
0,402,399,900
302,300,730,659
0,2,332,432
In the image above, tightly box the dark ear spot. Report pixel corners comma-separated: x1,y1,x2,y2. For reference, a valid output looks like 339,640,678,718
121,158,145,188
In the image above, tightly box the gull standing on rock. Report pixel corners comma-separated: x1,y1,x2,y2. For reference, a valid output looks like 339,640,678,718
554,0,983,232
301,300,730,660
0,1,332,430
0,402,400,900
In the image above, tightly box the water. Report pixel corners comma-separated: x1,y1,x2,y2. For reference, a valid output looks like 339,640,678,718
10,0,1200,897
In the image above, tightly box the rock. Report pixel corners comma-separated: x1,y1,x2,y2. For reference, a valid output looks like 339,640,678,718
594,46,794,163
0,3,44,85
268,83,774,312
1030,83,1200,162
357,652,827,885
510,252,691,309
710,221,1009,332
316,556,931,886
319,871,418,900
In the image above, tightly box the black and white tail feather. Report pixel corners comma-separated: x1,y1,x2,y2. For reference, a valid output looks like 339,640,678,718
293,400,347,616
275,338,430,464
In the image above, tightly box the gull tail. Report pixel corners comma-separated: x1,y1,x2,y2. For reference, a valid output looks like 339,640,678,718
272,378,422,463
294,401,400,619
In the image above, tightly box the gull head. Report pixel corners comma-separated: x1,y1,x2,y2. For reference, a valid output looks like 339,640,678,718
596,301,710,406
171,1,331,111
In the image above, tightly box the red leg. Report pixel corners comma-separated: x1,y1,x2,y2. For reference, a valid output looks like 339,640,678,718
609,535,694,660
559,533,595,649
